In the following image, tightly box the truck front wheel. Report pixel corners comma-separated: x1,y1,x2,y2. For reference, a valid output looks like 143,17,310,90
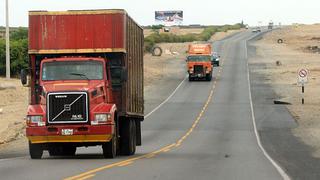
120,119,136,156
48,147,62,156
62,146,76,156
103,134,117,158
29,142,43,159
206,73,212,81
49,146,76,156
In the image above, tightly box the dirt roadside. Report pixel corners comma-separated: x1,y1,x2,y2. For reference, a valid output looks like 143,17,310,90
209,29,243,42
251,24,320,158
0,78,28,145
144,27,204,37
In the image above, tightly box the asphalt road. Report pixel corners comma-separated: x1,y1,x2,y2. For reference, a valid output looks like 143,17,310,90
0,31,289,180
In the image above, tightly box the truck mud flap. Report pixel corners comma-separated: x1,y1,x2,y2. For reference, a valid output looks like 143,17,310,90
136,120,142,146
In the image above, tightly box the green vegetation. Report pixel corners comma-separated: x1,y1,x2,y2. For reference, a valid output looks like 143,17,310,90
0,27,28,76
151,24,165,30
144,23,244,53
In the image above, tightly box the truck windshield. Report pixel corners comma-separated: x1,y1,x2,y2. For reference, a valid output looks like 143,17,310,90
187,55,211,62
42,61,103,81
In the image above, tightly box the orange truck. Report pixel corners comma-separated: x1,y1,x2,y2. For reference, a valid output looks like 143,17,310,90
187,44,213,81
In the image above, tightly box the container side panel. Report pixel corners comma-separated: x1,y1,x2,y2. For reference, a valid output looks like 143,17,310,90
29,13,125,52
123,15,144,118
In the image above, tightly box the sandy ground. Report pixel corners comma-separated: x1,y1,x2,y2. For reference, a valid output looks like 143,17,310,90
210,29,243,42
144,27,204,37
144,42,188,89
0,78,28,145
251,24,320,157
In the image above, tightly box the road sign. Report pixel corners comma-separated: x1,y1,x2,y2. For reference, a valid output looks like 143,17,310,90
298,68,309,86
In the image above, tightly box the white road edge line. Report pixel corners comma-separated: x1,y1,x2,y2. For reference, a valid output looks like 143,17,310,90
145,75,187,119
245,40,291,180
0,156,26,162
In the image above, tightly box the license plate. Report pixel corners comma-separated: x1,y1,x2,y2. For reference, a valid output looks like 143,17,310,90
61,129,74,136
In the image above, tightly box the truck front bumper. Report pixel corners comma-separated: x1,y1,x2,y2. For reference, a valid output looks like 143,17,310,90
27,125,113,144
189,73,206,78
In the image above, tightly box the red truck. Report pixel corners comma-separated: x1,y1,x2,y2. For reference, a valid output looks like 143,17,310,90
20,9,144,159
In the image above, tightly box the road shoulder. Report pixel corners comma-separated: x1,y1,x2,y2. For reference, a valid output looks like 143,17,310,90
248,33,320,180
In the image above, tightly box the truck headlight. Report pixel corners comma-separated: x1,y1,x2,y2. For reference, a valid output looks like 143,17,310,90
189,68,194,73
26,116,45,126
92,114,112,125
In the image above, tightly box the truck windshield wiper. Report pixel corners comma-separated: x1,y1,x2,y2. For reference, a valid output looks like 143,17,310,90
69,73,89,80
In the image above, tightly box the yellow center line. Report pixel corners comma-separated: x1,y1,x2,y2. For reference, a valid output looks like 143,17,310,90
76,174,95,180
172,45,229,148
146,153,156,158
64,43,229,180
117,161,133,167
162,149,170,152
64,144,176,180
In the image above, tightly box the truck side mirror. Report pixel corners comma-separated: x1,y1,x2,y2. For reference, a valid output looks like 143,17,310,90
121,68,128,82
20,69,30,87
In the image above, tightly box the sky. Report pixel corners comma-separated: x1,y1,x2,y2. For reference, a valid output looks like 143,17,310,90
0,0,319,27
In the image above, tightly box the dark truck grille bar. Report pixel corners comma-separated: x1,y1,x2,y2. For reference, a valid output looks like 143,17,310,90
47,92,88,124
194,65,204,74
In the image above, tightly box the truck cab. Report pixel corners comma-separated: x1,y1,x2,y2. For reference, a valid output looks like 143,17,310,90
26,57,119,157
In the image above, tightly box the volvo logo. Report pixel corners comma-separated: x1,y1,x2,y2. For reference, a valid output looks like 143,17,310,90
64,104,71,111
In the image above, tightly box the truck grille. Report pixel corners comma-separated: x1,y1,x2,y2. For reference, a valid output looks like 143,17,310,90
194,65,204,74
47,92,88,124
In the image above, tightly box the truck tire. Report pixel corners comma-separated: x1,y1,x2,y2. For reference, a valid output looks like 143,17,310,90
217,62,220,67
62,146,76,156
206,73,212,81
49,146,76,156
103,135,117,159
120,119,136,156
152,46,162,56
188,76,193,81
29,142,43,159
48,148,62,156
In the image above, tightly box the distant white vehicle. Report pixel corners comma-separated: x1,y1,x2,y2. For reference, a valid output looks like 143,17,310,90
163,27,170,32
252,27,261,33
211,52,220,66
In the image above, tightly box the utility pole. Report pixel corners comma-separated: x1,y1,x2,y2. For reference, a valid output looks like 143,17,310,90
5,0,10,79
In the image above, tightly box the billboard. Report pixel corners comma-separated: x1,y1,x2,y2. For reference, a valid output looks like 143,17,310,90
155,11,183,26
